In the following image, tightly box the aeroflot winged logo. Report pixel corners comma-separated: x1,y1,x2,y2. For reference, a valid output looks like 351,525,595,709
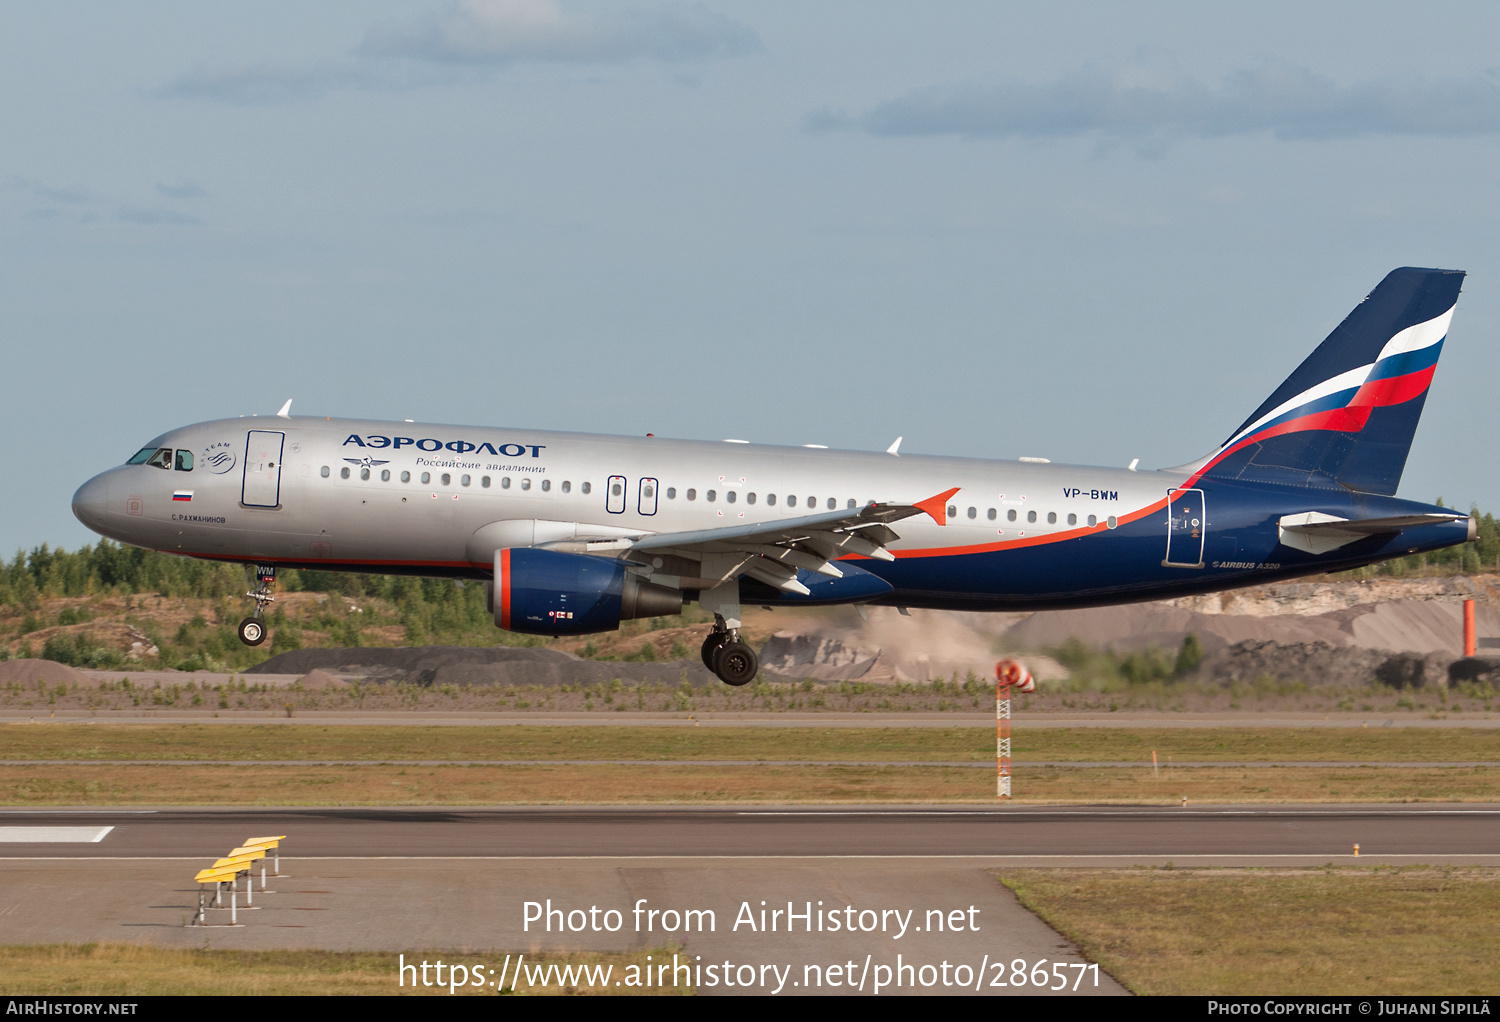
343,434,546,457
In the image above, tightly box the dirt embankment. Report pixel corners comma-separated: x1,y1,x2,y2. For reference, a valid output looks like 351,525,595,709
247,645,718,687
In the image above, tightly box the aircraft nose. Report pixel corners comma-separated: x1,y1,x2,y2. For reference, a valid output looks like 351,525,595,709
72,474,111,532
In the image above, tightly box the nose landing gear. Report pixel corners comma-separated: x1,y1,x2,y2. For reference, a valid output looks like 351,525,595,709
237,565,277,647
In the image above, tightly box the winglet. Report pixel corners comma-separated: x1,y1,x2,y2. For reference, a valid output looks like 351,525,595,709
913,487,960,526
276,399,293,419
886,437,902,456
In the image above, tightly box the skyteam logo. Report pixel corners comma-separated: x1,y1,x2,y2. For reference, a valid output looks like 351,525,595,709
201,441,237,475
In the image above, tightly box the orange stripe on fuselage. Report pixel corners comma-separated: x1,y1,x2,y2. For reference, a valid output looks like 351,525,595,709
845,495,1171,559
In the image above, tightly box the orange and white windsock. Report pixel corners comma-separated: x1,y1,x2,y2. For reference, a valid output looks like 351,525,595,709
995,659,1035,693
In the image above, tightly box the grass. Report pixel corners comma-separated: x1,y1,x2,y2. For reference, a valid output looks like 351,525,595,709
0,943,684,995
3,762,1497,805
3,723,1498,764
999,867,1500,995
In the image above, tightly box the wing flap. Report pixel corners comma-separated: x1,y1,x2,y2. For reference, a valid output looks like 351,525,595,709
625,490,957,591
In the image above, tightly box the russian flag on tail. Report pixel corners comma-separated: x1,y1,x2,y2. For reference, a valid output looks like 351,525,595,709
1196,267,1463,496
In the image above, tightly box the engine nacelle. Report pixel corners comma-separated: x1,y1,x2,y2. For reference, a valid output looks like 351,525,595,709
492,547,683,636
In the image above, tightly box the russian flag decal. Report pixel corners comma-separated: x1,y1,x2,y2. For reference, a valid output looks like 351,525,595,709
172,490,193,502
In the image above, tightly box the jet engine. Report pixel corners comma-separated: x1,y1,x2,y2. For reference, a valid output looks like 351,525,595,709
489,547,683,636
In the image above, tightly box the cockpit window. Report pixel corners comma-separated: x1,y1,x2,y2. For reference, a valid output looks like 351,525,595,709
127,447,158,465
145,448,173,470
174,450,194,472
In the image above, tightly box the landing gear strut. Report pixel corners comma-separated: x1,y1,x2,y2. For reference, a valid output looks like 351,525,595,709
703,616,758,687
238,565,276,647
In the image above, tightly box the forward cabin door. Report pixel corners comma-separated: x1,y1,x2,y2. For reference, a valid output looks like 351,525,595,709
1163,487,1205,568
242,430,285,508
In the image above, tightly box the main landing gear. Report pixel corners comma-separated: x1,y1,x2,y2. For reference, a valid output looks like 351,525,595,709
702,618,758,687
237,565,277,647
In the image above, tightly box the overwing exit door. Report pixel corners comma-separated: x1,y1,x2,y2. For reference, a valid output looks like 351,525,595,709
242,431,285,508
1163,488,1205,568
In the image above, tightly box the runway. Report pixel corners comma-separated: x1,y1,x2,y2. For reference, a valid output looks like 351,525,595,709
4,806,1494,994
4,804,1498,860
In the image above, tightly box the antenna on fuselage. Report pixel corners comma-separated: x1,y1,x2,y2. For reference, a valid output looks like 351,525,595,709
276,399,293,419
886,437,903,456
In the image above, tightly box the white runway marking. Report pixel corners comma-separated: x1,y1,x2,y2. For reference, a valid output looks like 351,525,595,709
0,826,114,843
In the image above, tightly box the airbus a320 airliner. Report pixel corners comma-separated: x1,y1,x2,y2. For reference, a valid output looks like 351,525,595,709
72,268,1473,685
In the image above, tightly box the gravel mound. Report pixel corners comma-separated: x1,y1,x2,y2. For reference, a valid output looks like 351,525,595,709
1186,641,1500,689
0,659,90,686
249,645,717,687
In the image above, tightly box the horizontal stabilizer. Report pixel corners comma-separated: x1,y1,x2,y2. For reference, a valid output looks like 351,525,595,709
1277,511,1466,555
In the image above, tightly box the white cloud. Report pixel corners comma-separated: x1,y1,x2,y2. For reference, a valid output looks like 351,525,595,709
809,65,1500,149
158,1,760,104
362,0,760,65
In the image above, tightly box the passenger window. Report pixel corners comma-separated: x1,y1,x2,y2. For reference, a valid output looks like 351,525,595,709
521,478,531,490
441,473,451,486
726,490,736,503
174,450,194,471
1007,509,1017,522
665,487,674,499
562,481,571,493
827,498,836,510
1088,515,1097,527
320,466,330,478
127,447,157,465
787,496,796,507
767,494,777,506
746,492,756,504
146,448,173,470
361,468,370,481
581,482,591,494
1047,512,1056,524
482,476,491,488
1027,510,1037,523
847,499,856,509
1067,513,1077,525
687,488,697,501
967,507,976,519
402,471,411,483
462,474,471,486
421,472,430,484
1107,516,1118,529
340,467,351,479
381,469,391,482
707,490,717,502
947,505,957,518
542,479,551,492
501,477,511,489
987,508,996,520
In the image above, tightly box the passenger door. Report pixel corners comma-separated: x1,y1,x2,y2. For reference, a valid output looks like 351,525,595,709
638,477,658,516
242,431,285,508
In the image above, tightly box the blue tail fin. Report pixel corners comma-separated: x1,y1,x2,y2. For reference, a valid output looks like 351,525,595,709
1198,267,1464,495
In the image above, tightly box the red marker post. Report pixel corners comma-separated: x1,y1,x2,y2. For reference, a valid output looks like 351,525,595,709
995,659,1035,800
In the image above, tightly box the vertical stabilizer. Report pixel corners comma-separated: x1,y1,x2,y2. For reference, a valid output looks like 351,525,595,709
1198,267,1463,494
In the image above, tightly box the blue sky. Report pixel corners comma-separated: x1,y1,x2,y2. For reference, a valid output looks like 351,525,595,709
5,1,1499,553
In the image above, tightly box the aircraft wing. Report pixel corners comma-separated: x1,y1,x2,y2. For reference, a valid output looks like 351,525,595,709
550,488,958,595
